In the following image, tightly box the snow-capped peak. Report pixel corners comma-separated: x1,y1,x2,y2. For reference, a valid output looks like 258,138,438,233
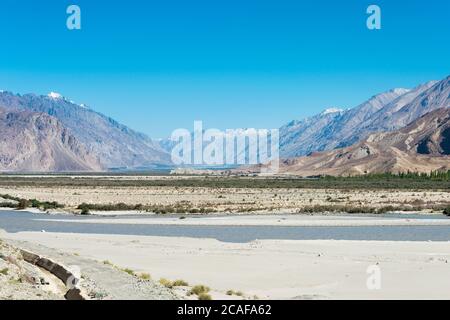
391,88,410,95
48,92,63,99
321,107,344,115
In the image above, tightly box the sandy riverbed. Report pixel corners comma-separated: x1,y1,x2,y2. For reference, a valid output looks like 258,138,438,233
34,213,450,227
0,186,449,213
3,230,450,300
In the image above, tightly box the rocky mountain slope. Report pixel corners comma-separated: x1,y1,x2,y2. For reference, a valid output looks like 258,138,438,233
0,107,101,172
0,92,171,169
276,108,450,176
280,76,449,158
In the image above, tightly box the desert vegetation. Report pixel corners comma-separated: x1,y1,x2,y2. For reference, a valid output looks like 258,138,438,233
444,207,450,216
0,172,449,190
298,204,450,214
0,194,64,211
0,173,448,215
158,278,189,289
77,202,216,215
189,285,212,300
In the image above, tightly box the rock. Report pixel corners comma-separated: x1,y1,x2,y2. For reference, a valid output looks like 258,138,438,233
64,288,85,300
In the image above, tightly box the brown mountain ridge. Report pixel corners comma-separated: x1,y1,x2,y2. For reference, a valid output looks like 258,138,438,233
275,108,450,176
0,107,102,172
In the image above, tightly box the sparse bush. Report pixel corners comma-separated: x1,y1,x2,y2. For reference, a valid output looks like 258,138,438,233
0,268,8,275
75,202,213,214
172,279,189,287
41,201,64,210
138,273,151,281
198,293,212,300
0,195,65,210
0,194,21,202
122,268,135,276
159,278,173,288
30,199,64,210
226,289,244,297
17,199,30,210
444,207,450,216
190,285,210,295
78,203,91,215
92,291,108,299
0,202,17,208
297,204,442,215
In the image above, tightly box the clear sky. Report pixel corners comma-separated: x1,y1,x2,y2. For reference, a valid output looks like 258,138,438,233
0,0,449,138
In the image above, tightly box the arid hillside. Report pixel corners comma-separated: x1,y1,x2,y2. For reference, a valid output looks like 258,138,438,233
277,108,450,176
0,107,102,172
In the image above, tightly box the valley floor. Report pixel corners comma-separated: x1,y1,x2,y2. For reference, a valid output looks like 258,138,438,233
0,182,449,215
0,176,449,300
2,228,450,300
2,212,450,299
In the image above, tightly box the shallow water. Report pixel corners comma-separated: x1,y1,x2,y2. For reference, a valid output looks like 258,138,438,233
0,210,449,243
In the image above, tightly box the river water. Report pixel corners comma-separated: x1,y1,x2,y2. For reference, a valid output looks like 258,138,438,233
0,210,449,243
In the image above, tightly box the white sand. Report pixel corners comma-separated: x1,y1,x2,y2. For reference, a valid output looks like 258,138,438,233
35,213,450,227
3,230,450,300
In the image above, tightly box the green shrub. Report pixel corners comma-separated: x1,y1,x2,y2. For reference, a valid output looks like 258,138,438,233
0,195,64,210
25,198,64,210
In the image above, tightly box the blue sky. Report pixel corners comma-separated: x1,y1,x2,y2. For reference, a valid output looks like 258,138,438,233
0,0,449,138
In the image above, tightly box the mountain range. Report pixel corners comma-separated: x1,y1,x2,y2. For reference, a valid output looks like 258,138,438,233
275,107,450,176
0,91,170,170
0,74,448,173
0,106,101,172
279,78,448,158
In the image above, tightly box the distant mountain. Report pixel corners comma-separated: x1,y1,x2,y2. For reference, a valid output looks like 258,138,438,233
276,108,450,176
280,76,449,158
0,107,101,172
280,88,409,157
0,92,171,169
280,107,347,157
378,76,450,129
159,76,449,169
1,75,448,172
358,81,438,132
